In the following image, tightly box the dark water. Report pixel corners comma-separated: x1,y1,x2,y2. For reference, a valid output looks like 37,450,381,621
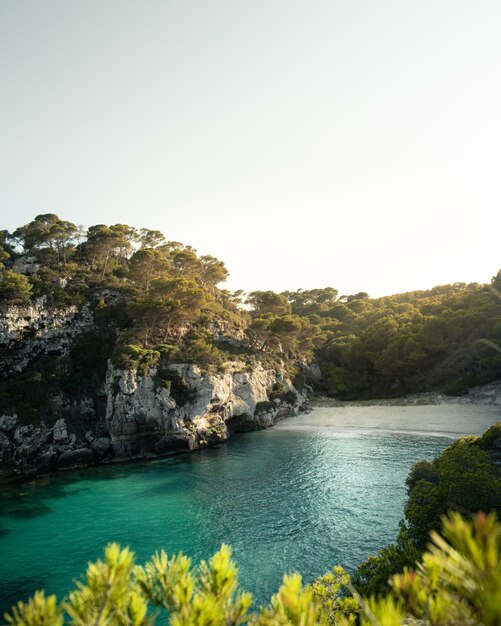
0,428,450,613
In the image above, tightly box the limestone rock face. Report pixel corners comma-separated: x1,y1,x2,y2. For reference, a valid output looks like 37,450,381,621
0,355,308,477
0,299,94,376
0,300,309,478
11,255,39,275
89,437,112,456
105,362,307,460
52,419,68,442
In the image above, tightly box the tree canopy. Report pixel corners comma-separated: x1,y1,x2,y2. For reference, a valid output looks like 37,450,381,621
1,213,500,397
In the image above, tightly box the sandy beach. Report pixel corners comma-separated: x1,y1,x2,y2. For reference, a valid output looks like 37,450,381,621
273,403,501,438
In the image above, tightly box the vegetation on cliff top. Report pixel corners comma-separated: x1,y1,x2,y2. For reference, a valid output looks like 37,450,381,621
1,214,501,401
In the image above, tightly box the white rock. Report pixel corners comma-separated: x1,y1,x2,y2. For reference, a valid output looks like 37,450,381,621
52,419,68,442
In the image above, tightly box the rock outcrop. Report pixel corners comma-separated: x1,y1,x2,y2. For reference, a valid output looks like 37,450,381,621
0,301,309,479
0,360,307,478
106,362,307,459
0,298,94,376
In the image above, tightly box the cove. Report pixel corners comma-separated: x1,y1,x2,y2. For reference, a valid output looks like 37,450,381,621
1,403,499,614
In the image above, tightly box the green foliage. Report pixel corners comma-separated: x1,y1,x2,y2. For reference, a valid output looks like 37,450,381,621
64,543,149,626
352,525,420,597
0,230,14,270
387,512,501,625
175,335,226,371
247,291,291,317
268,383,298,405
268,382,286,400
13,214,78,266
154,369,193,406
405,459,439,493
311,566,358,625
254,401,276,414
246,313,310,359
6,514,501,626
112,344,161,376
199,255,229,288
5,591,64,626
0,270,33,304
354,422,501,597
128,248,171,295
404,438,501,549
477,421,501,450
255,573,324,626
290,280,501,398
4,214,501,402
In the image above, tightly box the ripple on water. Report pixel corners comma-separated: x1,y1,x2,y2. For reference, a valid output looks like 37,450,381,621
0,426,453,607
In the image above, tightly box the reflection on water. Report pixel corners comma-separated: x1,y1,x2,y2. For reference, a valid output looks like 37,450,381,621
0,424,453,613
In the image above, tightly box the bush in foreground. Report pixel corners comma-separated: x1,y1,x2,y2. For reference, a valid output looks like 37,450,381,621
5,512,501,625
353,423,501,597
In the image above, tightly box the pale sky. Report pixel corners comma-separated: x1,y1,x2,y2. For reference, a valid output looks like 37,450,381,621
1,1,500,297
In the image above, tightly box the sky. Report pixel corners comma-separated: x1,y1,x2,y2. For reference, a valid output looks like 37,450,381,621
0,1,500,297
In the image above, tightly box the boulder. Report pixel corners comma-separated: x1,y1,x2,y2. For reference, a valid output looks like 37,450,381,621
153,432,193,455
23,452,56,477
0,415,18,433
17,428,52,459
89,437,112,456
57,448,95,470
52,419,68,442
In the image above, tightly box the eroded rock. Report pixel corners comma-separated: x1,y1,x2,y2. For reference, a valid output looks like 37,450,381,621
57,448,95,470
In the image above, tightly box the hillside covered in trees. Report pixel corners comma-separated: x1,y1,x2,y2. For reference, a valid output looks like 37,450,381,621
1,213,500,407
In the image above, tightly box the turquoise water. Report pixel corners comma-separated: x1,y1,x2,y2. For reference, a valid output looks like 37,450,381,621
0,428,450,613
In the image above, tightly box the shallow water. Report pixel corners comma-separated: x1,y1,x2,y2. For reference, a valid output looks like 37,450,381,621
0,403,499,613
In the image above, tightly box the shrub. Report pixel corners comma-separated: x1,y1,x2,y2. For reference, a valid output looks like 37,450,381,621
405,459,439,493
254,400,276,414
268,383,297,405
176,337,226,371
478,421,501,450
5,514,501,626
154,368,193,406
354,425,501,594
0,270,32,305
111,344,160,375
405,441,501,549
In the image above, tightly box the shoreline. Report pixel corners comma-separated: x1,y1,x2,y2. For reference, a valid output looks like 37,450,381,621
310,380,501,408
273,401,501,438
271,424,460,439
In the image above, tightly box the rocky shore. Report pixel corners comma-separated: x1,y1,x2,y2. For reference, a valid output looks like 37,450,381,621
0,298,310,480
0,360,308,480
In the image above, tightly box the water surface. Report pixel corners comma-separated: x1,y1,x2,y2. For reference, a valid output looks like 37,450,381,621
1,403,499,613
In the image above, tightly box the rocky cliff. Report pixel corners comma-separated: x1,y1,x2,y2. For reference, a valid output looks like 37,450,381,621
0,301,308,479
0,298,94,376
105,362,306,459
